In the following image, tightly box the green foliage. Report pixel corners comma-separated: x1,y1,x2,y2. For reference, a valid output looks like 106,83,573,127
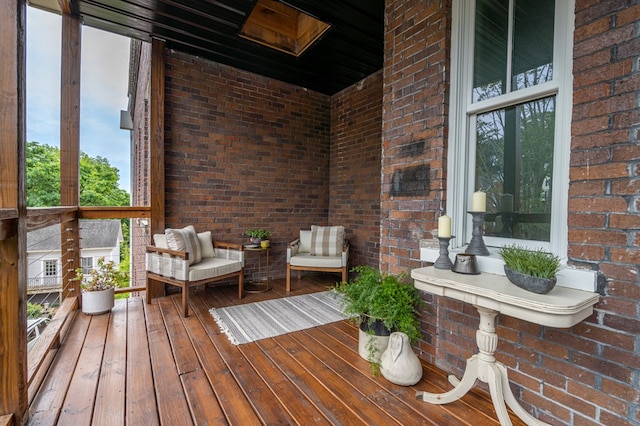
498,244,560,279
73,256,129,292
246,228,270,240
27,302,43,318
26,141,130,208
333,265,423,343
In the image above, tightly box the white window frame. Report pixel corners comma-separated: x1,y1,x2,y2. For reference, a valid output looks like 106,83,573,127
43,259,58,277
447,0,574,259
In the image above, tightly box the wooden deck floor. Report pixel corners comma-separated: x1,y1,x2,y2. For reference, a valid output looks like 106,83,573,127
28,274,525,425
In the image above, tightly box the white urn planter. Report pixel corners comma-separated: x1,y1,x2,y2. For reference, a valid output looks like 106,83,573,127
82,287,115,315
380,332,423,386
358,317,392,363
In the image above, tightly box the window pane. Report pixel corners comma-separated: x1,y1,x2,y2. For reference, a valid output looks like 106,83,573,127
473,0,509,102
512,0,554,90
475,96,555,242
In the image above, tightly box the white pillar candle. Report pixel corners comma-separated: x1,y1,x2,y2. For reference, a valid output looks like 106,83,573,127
472,191,486,212
437,215,451,237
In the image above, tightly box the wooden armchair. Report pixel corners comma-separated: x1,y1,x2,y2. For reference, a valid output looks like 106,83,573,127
286,225,349,291
146,227,244,317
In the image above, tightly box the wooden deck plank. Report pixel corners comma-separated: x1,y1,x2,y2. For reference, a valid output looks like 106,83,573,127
28,313,91,425
126,298,159,425
195,290,297,425
274,332,406,425
28,276,525,426
255,336,370,425
292,328,438,425
180,369,229,425
57,314,110,425
238,341,331,425
157,297,201,375
186,293,263,425
145,301,193,425
92,301,127,425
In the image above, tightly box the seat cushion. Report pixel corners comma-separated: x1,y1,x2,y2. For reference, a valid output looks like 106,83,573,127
290,252,343,268
165,225,202,265
310,225,344,256
189,257,242,282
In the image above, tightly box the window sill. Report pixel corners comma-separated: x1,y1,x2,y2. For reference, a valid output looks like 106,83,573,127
419,240,597,293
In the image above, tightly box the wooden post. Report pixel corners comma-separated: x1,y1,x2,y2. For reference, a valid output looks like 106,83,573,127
0,0,28,421
148,39,165,300
59,12,82,301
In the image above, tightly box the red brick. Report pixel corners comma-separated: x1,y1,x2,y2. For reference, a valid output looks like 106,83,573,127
568,181,607,196
570,162,630,181
569,196,628,213
600,263,639,282
609,247,640,263
567,212,606,228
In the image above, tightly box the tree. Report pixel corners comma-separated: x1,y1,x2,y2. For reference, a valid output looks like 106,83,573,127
26,141,130,207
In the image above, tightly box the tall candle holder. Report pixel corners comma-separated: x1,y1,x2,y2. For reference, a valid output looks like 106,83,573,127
466,211,490,256
434,236,454,269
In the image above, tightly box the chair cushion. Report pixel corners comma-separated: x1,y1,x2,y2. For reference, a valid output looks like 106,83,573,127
197,231,216,258
165,225,202,265
310,225,344,256
153,234,168,249
290,253,343,268
299,230,312,253
189,257,242,282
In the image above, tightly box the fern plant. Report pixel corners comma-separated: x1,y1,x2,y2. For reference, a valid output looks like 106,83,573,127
333,265,423,343
498,245,560,279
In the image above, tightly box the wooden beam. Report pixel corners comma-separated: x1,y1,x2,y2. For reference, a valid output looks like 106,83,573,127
0,0,28,422
59,12,81,301
149,38,165,300
150,39,165,235
78,206,151,219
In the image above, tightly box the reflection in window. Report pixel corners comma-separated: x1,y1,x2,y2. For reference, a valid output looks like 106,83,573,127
473,0,554,102
475,96,555,241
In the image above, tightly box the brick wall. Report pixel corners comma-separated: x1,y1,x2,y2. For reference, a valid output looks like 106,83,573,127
383,1,640,425
330,70,383,269
163,50,331,281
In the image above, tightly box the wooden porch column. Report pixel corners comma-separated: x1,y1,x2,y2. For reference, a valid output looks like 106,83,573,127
148,38,165,300
59,11,82,301
0,0,28,422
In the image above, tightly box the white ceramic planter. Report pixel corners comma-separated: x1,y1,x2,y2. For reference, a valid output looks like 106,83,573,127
82,287,115,315
358,328,390,363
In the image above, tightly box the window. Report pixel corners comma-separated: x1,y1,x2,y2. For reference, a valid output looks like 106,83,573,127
81,257,93,275
448,0,573,255
44,259,57,277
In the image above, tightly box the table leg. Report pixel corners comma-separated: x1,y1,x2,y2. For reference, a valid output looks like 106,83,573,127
416,306,549,426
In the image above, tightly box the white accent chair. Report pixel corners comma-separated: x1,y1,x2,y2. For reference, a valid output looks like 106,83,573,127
146,228,244,317
286,226,349,291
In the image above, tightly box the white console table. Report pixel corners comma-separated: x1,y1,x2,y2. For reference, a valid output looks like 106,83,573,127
411,267,600,426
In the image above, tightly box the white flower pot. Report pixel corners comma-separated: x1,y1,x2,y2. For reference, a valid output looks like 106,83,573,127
82,287,115,315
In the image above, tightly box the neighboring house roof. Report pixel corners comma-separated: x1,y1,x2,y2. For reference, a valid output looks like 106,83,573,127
27,220,123,252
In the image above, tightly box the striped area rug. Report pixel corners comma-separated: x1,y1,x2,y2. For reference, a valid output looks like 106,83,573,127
210,291,348,345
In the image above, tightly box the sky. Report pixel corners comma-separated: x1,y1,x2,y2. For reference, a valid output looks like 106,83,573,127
26,7,132,192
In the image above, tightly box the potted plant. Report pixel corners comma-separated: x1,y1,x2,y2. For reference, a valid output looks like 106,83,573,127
73,256,128,315
333,265,423,373
246,228,271,247
498,244,561,294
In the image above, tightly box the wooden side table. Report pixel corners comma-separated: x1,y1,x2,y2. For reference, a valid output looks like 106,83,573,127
243,246,271,293
411,267,600,426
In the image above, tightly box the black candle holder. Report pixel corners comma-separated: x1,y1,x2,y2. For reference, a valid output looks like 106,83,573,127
434,236,454,269
465,211,490,256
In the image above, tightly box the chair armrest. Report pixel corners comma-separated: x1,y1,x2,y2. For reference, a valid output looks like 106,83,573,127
214,241,244,251
146,245,189,260
287,238,301,261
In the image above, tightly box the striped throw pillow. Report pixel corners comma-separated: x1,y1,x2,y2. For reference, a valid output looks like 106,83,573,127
165,225,202,265
310,225,345,257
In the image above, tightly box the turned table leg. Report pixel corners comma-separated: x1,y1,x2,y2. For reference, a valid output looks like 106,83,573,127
416,306,549,426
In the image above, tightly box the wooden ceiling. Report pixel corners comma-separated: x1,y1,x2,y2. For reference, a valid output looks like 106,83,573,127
61,0,384,95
